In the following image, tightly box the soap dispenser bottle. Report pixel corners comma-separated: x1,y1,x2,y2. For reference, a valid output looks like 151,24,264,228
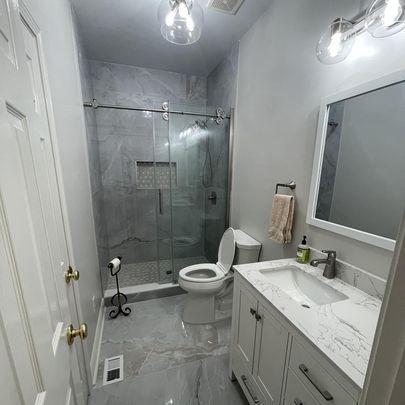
296,235,310,263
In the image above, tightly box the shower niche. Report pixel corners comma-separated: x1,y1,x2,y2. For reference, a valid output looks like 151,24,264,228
87,102,231,293
136,161,177,189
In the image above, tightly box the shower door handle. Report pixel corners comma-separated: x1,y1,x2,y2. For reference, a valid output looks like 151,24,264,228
158,189,163,215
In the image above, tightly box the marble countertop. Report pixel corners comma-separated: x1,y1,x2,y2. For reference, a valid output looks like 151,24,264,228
233,258,381,389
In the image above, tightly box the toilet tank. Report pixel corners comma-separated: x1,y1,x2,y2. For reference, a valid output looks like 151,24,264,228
234,230,262,264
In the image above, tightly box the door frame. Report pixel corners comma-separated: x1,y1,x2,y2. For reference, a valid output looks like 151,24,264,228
360,210,405,405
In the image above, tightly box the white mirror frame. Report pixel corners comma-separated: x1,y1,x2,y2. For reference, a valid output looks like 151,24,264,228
306,70,405,252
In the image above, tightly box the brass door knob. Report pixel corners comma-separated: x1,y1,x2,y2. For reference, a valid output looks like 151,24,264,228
64,266,80,283
66,323,87,346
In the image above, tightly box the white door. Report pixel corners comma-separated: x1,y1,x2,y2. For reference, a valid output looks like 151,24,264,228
19,6,90,402
0,0,87,404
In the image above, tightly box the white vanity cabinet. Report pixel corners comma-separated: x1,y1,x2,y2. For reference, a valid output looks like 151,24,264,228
231,277,289,404
230,275,361,405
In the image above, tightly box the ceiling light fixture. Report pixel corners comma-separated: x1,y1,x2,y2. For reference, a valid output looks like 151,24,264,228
158,0,204,45
317,0,405,64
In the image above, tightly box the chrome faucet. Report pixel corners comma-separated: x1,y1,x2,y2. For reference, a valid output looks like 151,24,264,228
310,250,337,279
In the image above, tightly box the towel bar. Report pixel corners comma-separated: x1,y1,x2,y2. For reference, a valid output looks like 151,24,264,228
275,181,296,194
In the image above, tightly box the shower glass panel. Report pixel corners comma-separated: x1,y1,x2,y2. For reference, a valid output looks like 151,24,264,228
153,111,174,284
168,103,230,281
95,106,169,290
89,101,230,293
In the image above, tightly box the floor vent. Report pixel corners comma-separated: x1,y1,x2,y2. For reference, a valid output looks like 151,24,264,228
103,355,124,386
208,0,245,15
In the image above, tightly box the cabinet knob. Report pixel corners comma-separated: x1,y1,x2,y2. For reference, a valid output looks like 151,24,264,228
294,399,303,405
255,313,262,322
250,308,257,316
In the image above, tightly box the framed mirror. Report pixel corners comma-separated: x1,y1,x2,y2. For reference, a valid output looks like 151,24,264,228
307,70,405,251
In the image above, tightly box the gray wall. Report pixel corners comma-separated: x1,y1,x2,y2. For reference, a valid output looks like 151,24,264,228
231,0,405,279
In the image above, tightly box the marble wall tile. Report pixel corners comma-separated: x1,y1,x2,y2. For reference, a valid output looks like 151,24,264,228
89,60,209,272
90,60,207,107
200,119,230,262
85,55,237,288
207,42,239,111
201,44,239,261
310,248,386,300
316,101,344,220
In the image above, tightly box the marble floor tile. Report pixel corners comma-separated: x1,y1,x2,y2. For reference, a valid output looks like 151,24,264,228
89,354,247,405
96,295,232,387
90,294,246,405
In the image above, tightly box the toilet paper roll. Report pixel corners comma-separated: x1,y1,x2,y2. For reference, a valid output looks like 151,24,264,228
108,257,121,271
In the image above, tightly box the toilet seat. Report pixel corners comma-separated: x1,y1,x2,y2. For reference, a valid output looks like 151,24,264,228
179,228,236,284
179,263,225,283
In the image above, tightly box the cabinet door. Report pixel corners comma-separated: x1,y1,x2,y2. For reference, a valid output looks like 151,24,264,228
253,303,289,405
233,282,259,372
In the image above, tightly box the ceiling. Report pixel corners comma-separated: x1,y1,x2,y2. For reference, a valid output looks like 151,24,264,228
72,0,271,76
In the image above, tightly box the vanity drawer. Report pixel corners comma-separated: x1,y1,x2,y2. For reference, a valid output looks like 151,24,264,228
289,338,357,405
284,368,320,405
231,348,266,405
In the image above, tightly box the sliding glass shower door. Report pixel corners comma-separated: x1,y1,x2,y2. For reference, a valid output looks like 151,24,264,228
91,101,230,292
168,104,230,281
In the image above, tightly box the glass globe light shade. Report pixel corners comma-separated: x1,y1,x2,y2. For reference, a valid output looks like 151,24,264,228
365,0,405,38
316,18,355,64
158,0,204,45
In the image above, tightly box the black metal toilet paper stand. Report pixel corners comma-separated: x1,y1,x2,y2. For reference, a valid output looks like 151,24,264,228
108,256,131,319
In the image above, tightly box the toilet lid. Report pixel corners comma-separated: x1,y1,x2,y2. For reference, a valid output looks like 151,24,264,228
217,228,236,274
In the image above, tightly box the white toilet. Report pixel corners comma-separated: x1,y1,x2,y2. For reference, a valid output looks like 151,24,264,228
179,228,261,324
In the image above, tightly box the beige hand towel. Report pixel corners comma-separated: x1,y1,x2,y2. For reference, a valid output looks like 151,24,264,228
268,194,295,244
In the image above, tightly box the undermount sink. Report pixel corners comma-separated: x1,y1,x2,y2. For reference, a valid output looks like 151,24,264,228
259,266,348,307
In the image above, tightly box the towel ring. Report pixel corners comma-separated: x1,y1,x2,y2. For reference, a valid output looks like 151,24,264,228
275,181,296,194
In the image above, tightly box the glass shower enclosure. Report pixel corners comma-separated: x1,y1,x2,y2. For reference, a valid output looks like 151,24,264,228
87,100,231,293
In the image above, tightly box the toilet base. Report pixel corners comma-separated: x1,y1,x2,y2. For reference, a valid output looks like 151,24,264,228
182,293,215,324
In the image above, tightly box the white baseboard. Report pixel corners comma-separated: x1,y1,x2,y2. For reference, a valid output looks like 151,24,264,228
90,299,105,386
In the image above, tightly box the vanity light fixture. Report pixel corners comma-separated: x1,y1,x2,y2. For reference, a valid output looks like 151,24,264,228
317,0,405,64
317,18,355,64
158,0,204,45
365,0,405,37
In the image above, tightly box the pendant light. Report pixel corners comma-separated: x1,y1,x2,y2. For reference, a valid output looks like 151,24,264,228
316,18,355,64
365,0,405,37
158,0,204,45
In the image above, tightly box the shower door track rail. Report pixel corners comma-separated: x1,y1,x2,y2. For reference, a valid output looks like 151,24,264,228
83,99,230,120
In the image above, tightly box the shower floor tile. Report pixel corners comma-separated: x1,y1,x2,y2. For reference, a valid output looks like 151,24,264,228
90,294,247,405
106,256,209,289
